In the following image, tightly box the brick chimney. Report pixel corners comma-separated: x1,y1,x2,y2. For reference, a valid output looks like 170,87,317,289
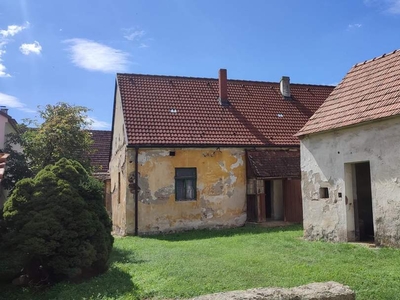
218,69,229,106
280,76,291,99
0,106,8,115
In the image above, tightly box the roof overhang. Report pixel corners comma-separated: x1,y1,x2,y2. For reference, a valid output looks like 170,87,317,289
246,149,300,179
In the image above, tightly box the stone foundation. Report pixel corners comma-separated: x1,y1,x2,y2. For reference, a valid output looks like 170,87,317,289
190,281,355,300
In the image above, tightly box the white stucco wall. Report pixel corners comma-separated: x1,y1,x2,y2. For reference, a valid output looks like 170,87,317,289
0,113,21,152
0,114,8,150
300,116,400,246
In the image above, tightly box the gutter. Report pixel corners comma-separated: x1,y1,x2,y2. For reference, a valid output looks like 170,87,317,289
126,144,300,149
134,146,139,236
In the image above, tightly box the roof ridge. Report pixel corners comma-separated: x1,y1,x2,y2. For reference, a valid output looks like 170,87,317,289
353,49,399,68
89,129,112,132
117,73,335,87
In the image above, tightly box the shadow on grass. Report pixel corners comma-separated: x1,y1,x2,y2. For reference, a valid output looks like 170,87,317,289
110,246,148,265
141,224,302,242
1,248,146,300
1,267,139,300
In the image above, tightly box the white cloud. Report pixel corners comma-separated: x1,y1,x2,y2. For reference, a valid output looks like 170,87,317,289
0,43,9,77
0,22,30,77
0,92,35,113
347,23,362,30
0,50,11,78
364,0,400,14
387,0,400,13
64,38,129,73
19,41,42,55
87,117,111,130
0,22,29,37
139,43,149,48
123,29,145,41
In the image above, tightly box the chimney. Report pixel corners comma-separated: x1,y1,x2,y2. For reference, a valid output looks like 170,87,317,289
218,69,229,106
280,76,291,99
0,106,8,115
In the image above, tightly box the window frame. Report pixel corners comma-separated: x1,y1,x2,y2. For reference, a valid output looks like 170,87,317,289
175,167,197,201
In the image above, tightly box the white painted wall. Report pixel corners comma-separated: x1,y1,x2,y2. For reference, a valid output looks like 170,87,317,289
0,113,21,152
0,114,8,150
300,116,400,246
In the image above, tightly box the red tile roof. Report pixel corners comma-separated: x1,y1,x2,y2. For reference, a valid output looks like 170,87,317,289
297,49,400,136
88,130,111,172
117,73,334,146
247,150,300,178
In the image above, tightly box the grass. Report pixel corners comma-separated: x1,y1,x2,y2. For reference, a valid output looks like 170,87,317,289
3,224,400,299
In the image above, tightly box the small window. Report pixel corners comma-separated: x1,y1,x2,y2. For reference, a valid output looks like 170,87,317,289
175,168,197,201
319,187,329,199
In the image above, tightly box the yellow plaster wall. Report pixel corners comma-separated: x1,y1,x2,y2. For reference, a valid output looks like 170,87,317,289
130,148,247,234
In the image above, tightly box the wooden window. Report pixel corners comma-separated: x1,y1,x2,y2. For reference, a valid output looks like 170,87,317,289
175,168,196,201
246,179,256,195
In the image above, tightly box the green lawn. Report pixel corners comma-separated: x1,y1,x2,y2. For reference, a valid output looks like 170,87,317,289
3,225,400,299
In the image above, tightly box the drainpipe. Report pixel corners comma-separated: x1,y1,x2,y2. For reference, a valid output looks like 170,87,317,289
134,147,139,236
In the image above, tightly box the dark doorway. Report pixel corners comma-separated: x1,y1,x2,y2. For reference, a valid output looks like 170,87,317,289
265,181,272,219
354,162,374,242
246,195,257,222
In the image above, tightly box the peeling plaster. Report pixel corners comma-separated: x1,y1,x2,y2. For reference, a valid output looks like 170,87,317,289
133,148,246,234
138,150,169,164
301,116,400,246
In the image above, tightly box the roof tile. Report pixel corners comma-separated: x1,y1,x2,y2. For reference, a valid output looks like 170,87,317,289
297,50,400,136
88,130,111,171
117,74,334,146
247,150,300,178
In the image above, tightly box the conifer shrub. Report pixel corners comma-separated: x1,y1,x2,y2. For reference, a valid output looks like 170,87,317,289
0,158,113,285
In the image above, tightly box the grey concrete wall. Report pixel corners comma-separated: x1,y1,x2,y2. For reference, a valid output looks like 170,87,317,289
300,116,400,246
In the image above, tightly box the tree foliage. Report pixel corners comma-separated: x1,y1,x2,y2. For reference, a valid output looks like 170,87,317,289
21,102,94,175
0,158,113,284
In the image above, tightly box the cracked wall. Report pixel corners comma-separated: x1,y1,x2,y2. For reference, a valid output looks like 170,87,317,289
127,148,246,234
109,85,132,236
301,116,400,246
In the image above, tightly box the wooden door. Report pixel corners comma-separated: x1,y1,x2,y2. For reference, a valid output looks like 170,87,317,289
283,179,303,223
246,195,257,222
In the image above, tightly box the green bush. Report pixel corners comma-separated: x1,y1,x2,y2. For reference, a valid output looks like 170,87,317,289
0,158,113,284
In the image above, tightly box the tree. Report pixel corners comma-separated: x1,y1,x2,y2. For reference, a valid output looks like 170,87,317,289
0,158,113,284
21,102,94,175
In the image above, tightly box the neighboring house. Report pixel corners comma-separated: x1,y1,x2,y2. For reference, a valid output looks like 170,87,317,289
0,107,21,152
297,49,400,247
0,107,19,207
0,153,9,207
111,69,334,235
88,130,112,215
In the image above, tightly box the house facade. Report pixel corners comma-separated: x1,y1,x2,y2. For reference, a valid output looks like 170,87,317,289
0,108,18,206
0,107,20,152
297,49,400,247
110,70,333,235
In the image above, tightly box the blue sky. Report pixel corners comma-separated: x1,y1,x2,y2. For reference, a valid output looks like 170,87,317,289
1,0,400,129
